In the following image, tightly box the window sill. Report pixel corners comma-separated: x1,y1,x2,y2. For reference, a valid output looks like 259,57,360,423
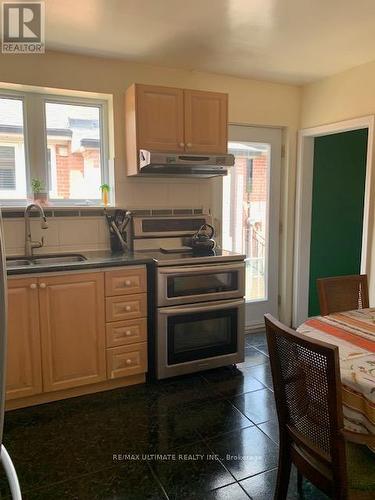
0,205,117,218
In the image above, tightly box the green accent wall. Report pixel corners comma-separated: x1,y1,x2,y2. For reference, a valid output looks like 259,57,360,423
308,129,368,316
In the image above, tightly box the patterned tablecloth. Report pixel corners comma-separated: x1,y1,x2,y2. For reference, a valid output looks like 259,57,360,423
297,309,375,441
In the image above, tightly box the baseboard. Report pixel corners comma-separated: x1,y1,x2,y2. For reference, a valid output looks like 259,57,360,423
245,322,265,334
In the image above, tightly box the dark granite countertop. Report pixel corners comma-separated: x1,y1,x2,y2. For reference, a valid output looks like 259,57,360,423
7,250,155,276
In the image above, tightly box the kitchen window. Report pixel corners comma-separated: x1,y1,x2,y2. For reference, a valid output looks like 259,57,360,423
0,89,111,206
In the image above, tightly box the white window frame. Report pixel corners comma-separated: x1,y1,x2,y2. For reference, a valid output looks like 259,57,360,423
0,88,112,206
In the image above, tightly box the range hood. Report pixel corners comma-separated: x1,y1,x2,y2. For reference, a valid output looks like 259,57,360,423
138,150,235,177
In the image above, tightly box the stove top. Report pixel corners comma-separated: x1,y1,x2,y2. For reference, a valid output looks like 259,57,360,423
140,248,246,266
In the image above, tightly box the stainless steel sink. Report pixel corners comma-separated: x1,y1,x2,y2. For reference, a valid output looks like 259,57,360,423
6,253,87,268
6,259,32,268
32,254,87,265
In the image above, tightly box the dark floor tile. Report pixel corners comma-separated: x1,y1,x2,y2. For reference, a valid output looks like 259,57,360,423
203,482,250,499
240,465,328,500
231,388,277,424
177,398,253,439
237,346,268,368
245,332,266,347
202,366,265,398
207,426,278,481
258,419,279,445
253,343,269,356
150,442,234,500
159,373,217,405
22,462,166,500
240,468,278,500
245,363,273,390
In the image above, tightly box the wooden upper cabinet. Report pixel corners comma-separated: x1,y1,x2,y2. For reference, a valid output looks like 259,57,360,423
136,84,184,152
125,83,229,175
184,90,228,154
39,272,106,392
6,278,42,400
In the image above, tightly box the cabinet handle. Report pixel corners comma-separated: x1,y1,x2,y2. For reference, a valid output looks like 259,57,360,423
30,283,37,289
124,280,131,286
125,305,131,312
179,142,185,148
186,142,192,148
39,283,46,289
126,359,132,365
125,330,132,336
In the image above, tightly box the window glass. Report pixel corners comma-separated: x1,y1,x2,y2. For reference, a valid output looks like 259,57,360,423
45,102,102,201
0,97,27,200
223,141,270,302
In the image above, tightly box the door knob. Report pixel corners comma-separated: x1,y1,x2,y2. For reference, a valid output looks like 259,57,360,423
186,142,192,147
30,283,37,289
179,142,185,148
39,283,46,289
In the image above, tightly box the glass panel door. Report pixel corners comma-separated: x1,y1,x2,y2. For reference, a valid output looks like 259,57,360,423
221,125,281,327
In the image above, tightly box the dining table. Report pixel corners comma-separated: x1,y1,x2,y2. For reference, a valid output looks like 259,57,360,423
297,308,375,445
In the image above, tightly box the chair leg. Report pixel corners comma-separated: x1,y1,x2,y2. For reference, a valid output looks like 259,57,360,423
297,471,303,498
274,442,292,500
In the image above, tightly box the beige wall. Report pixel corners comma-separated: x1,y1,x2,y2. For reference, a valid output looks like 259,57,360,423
0,50,301,323
301,59,375,128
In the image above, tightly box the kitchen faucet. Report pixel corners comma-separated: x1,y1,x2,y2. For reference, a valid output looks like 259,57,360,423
24,203,48,257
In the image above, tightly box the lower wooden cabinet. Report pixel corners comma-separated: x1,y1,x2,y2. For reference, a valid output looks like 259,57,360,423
39,272,106,392
6,266,148,408
6,278,42,400
107,342,147,379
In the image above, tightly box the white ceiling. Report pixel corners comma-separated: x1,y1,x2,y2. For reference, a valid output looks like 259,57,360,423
44,0,375,84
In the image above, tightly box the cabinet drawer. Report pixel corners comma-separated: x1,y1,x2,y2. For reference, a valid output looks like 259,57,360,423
106,318,147,348
105,267,146,296
106,294,147,322
106,342,147,379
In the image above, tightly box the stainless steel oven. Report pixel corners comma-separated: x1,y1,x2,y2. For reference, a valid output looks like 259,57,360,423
129,211,246,379
157,262,245,307
157,298,244,379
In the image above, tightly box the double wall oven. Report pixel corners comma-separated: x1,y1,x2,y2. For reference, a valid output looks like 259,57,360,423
131,213,246,379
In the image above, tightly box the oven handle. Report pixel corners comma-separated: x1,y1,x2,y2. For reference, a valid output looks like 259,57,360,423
158,262,245,275
159,298,245,315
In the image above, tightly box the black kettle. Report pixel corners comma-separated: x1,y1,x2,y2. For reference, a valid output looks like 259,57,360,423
191,224,216,253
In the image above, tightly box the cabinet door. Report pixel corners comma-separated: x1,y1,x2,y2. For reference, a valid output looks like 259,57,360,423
6,278,42,400
39,272,106,392
184,90,228,154
137,84,185,152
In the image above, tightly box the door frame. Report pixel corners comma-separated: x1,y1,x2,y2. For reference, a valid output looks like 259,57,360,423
293,115,375,327
213,123,282,331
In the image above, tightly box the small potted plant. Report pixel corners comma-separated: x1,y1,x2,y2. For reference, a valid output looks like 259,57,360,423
31,178,47,204
100,183,110,206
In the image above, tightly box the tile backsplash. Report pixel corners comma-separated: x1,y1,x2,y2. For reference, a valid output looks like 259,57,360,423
3,216,110,256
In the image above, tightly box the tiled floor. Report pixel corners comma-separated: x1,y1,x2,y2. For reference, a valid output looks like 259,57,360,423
0,332,328,499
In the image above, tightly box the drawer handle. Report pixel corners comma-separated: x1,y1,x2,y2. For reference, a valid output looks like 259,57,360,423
124,305,132,312
124,280,132,286
126,359,132,365
125,330,132,336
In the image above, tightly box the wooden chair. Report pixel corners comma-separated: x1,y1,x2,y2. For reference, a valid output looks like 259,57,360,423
264,314,375,500
317,275,369,316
